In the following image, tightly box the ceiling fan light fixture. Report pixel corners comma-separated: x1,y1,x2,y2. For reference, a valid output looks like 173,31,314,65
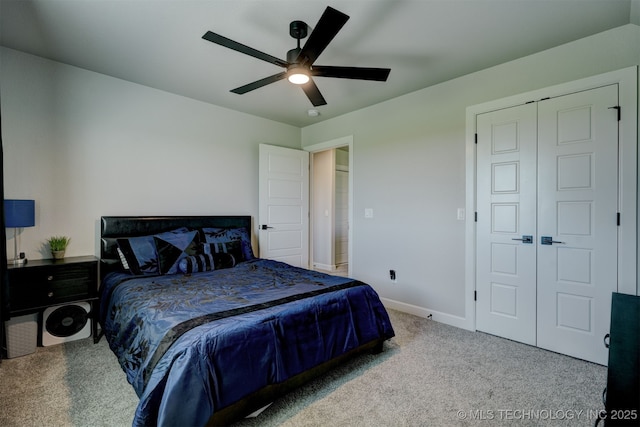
287,66,310,84
288,72,310,85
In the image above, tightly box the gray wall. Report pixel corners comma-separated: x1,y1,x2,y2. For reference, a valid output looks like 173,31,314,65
301,24,640,325
1,47,300,259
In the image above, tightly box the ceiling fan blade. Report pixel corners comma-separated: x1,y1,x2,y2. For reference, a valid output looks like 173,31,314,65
297,7,349,66
203,31,288,68
311,66,391,81
300,79,327,106
230,72,287,94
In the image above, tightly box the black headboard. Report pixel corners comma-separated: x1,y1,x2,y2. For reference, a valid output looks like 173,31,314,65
100,216,252,276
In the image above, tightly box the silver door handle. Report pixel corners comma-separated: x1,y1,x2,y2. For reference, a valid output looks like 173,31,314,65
541,236,565,245
512,235,533,244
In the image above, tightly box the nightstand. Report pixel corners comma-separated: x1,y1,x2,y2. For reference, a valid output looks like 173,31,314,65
7,255,99,345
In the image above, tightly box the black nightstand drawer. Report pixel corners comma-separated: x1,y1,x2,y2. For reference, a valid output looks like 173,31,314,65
8,256,98,314
42,264,94,300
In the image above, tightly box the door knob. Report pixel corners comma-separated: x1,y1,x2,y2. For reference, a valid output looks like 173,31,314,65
541,236,565,245
511,235,533,244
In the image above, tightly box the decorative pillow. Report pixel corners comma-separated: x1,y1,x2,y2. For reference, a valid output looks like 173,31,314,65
154,230,199,275
116,247,130,271
116,235,158,275
178,252,236,274
178,254,214,274
200,227,255,261
202,240,244,264
212,252,237,270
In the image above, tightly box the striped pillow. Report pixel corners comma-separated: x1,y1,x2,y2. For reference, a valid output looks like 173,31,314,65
178,253,236,274
178,254,215,274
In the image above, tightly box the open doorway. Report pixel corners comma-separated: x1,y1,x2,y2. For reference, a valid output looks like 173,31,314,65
306,136,353,277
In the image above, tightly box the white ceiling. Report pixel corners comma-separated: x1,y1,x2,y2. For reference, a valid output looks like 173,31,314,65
0,0,635,127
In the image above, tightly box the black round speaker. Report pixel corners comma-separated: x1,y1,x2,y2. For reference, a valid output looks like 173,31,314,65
45,304,88,338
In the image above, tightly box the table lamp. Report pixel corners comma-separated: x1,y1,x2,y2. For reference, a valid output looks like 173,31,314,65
4,199,35,265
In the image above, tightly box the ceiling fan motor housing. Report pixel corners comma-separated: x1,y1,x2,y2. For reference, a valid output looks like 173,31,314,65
287,47,302,64
289,20,308,40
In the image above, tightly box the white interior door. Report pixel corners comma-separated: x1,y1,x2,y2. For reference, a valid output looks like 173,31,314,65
476,103,538,345
476,84,619,364
258,144,309,268
536,85,618,365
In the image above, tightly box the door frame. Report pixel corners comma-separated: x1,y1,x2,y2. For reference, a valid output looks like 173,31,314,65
464,66,638,332
305,135,354,277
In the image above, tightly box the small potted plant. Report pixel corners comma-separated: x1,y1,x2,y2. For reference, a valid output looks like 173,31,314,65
47,236,70,260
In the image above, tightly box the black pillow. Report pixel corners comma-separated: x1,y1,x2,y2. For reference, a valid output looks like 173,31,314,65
202,240,244,264
178,253,236,274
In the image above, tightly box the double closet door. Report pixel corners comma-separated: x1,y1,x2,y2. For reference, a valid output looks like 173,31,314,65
476,84,619,365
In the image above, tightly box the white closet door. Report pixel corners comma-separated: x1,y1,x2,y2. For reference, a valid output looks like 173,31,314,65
476,103,538,345
476,84,620,364
536,85,618,365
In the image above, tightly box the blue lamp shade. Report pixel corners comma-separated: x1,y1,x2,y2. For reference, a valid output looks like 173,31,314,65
4,199,36,228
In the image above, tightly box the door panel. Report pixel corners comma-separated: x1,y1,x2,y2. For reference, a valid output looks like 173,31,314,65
335,169,349,265
476,103,538,345
258,144,309,268
536,85,618,365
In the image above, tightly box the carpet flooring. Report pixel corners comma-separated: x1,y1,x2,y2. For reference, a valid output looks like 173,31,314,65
0,309,607,426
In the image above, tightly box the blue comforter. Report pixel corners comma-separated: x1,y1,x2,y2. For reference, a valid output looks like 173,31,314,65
100,259,394,426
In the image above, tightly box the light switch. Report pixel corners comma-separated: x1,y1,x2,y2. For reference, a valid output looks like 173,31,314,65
457,208,465,220
364,208,374,218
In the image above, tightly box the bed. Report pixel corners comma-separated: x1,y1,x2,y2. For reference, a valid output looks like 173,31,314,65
98,216,395,426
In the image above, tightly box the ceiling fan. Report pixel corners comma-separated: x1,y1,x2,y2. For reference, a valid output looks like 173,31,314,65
202,6,391,106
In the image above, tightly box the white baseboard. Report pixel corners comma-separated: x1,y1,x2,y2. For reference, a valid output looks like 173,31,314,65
313,262,336,271
380,297,474,331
